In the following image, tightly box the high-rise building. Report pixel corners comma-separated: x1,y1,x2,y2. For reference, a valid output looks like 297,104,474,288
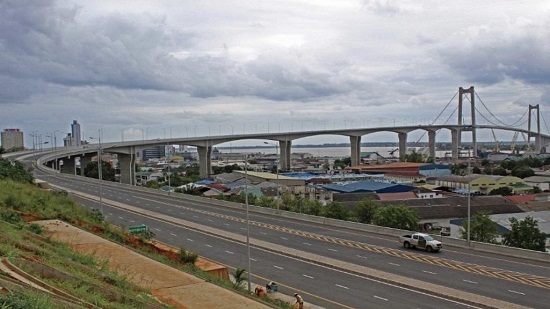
71,120,81,146
1,128,24,150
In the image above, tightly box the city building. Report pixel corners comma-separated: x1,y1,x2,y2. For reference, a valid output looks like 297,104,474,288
1,128,24,150
142,146,166,161
71,120,82,146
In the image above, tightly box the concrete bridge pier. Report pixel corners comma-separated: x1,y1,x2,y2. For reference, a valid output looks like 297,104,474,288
197,145,213,179
279,141,292,171
79,154,92,176
350,136,361,166
118,153,136,185
451,129,459,160
428,131,436,160
398,133,407,159
61,157,76,175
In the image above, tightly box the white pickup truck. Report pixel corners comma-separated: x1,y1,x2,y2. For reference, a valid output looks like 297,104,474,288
399,233,442,252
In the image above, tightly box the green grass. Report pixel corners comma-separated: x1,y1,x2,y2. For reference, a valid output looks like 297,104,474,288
0,178,290,308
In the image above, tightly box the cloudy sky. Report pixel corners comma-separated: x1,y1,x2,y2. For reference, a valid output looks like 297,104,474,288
1,0,550,147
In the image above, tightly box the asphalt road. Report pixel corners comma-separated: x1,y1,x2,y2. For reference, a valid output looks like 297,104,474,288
25,162,550,309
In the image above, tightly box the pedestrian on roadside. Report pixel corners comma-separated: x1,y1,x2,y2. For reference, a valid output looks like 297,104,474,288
294,293,304,309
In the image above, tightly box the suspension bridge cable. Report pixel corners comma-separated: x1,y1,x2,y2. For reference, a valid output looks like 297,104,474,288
475,91,527,127
541,113,550,135
413,92,458,144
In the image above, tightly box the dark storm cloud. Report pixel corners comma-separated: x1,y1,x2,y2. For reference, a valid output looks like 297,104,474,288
0,0,353,105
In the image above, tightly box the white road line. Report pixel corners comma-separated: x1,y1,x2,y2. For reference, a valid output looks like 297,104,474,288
423,270,437,275
205,244,212,248
226,251,234,254
302,242,312,246
335,284,349,289
328,248,338,252
508,290,525,295
274,265,284,270
356,254,367,259
250,258,258,262
108,213,113,216
303,274,314,279
240,228,247,230
224,223,230,226
180,212,185,215
208,219,213,222
463,279,478,284
129,220,135,223
193,215,198,218
170,233,177,237
260,232,267,235
118,216,123,219
373,295,388,301
155,206,160,209
280,237,288,240
154,228,161,231
167,209,172,211
187,238,194,242
389,262,400,267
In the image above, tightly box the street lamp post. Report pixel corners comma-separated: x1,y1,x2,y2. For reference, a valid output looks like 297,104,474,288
264,141,280,211
244,154,251,292
467,155,471,246
90,132,103,214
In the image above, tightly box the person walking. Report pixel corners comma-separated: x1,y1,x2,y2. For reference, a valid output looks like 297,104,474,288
294,293,304,309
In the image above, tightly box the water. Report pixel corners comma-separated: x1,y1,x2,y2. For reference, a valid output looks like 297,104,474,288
214,146,451,158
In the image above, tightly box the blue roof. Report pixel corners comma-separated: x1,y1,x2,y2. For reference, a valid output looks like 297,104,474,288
195,179,215,185
322,181,415,193
419,164,450,171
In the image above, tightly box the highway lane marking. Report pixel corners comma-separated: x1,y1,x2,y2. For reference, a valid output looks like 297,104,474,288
118,216,123,219
108,213,113,216
389,263,401,267
508,290,525,295
193,215,199,218
129,220,135,223
423,270,437,275
208,219,213,222
328,248,338,252
205,244,212,248
463,279,478,284
373,295,388,301
167,209,172,211
128,195,550,290
335,284,349,289
303,242,312,246
260,232,267,235
187,238,194,242
303,274,314,279
357,255,368,258
241,228,246,230
225,251,234,254
281,237,288,240
154,228,161,231
180,212,185,215
170,233,177,237
274,265,284,270
250,258,257,262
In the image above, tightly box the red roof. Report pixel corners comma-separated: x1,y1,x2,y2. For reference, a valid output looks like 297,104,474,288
505,194,536,204
376,192,418,201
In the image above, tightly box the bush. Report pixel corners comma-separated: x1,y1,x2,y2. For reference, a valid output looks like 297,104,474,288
28,223,43,235
0,210,22,224
179,247,199,265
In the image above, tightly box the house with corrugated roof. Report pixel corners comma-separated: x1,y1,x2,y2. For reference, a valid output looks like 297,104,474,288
435,174,531,195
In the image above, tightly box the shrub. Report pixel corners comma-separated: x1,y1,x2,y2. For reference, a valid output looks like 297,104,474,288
179,247,199,265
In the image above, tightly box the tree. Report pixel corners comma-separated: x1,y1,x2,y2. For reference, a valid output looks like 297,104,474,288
493,166,507,176
489,187,513,196
472,166,481,174
355,197,379,224
303,199,323,216
459,211,499,243
502,216,547,252
322,201,349,220
372,204,419,230
83,161,116,181
0,158,34,183
511,166,534,178
401,150,424,163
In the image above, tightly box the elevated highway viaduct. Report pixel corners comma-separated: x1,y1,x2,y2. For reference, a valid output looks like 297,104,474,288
36,124,550,182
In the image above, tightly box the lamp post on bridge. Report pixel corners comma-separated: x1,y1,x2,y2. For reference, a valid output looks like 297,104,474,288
244,154,251,292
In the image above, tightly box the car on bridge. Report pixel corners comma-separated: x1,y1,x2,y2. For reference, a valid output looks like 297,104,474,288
399,233,442,252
